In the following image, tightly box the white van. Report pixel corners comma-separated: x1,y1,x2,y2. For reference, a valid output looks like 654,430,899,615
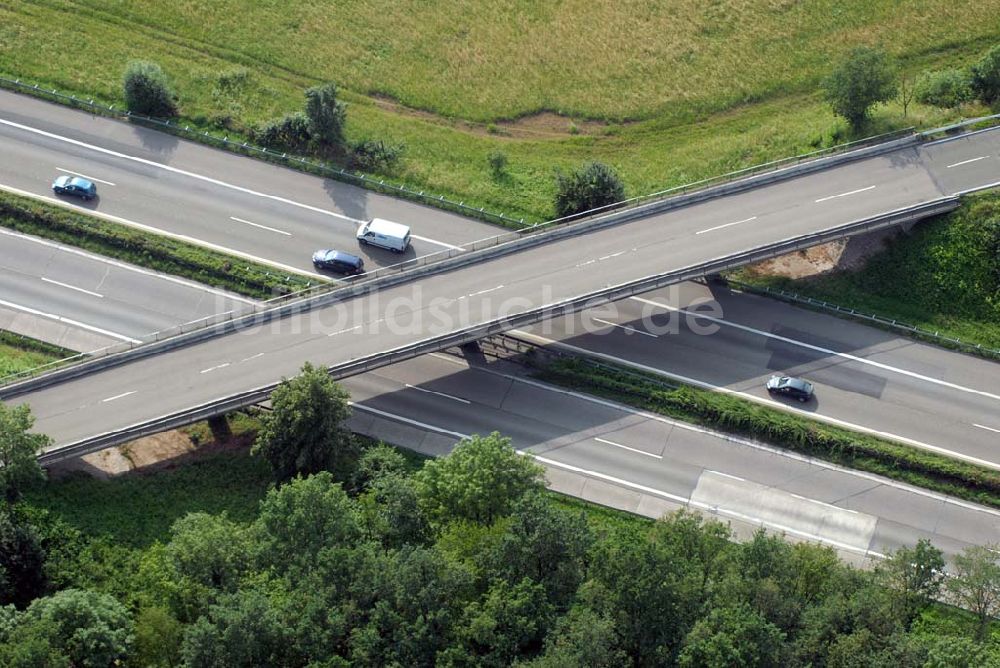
356,218,411,253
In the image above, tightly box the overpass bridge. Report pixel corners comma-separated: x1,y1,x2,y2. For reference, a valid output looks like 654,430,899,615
3,123,999,461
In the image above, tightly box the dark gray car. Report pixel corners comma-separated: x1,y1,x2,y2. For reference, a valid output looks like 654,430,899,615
52,175,97,200
765,375,814,402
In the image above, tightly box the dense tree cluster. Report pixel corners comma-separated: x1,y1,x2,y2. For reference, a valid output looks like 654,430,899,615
1,381,998,666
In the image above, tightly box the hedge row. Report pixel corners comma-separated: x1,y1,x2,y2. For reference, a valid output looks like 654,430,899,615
537,358,1000,509
0,191,316,299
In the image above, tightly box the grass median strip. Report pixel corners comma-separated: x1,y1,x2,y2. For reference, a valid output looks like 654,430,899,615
0,190,317,299
535,357,1000,509
0,330,72,379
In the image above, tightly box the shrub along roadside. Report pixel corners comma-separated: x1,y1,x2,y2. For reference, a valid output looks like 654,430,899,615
535,357,1000,509
0,191,317,299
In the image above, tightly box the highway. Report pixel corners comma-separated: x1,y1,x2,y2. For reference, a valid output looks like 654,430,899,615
0,90,496,276
3,119,999,455
0,228,252,347
343,352,1000,561
517,282,1000,465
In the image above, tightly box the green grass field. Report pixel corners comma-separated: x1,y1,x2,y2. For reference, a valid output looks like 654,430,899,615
733,191,1000,350
0,330,70,378
1,1,996,220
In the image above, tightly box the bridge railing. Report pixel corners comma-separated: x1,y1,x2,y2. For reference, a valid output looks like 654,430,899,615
35,197,960,460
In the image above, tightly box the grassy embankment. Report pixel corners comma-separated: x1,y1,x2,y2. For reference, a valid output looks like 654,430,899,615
732,191,1000,350
0,191,316,299
0,330,71,378
2,0,996,221
535,356,1000,509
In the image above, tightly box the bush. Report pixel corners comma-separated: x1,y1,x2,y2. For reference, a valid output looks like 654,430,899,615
252,112,312,151
971,45,1000,105
122,60,178,117
304,83,347,148
488,150,508,177
554,161,625,218
914,69,974,108
350,139,404,171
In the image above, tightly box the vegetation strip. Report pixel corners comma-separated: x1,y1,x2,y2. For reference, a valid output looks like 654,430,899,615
730,191,1000,352
0,190,316,300
534,357,1000,509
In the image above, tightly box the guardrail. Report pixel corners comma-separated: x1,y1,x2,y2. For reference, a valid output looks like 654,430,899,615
725,279,1000,360
0,118,931,390
34,197,960,460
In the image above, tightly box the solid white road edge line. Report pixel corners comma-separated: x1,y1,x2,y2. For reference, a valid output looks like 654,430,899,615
0,227,258,305
630,296,1000,403
0,297,140,343
512,329,1000,473
348,403,884,558
40,277,103,298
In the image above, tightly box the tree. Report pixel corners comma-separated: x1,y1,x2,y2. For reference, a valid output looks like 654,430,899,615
165,512,250,593
677,605,786,668
351,443,409,493
971,45,1000,105
521,606,626,668
0,508,47,609
252,362,358,482
123,60,178,117
875,539,945,628
487,492,592,608
554,161,625,218
304,83,347,148
823,46,897,131
180,589,290,668
253,472,360,572
0,403,48,502
358,473,431,549
415,432,545,525
133,606,183,668
922,635,1000,667
946,544,1000,641
19,589,133,668
458,577,553,667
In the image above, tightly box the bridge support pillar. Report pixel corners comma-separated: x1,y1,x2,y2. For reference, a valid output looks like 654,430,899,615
208,414,232,443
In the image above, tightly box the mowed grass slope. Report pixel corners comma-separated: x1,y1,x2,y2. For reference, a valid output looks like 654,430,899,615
1,1,997,219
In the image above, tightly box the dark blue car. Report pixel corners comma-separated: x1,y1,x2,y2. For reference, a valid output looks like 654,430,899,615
52,175,97,201
312,249,364,275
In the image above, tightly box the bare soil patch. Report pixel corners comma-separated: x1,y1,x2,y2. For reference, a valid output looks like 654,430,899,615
741,227,900,279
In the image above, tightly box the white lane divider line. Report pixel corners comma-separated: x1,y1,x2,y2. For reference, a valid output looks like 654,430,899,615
791,493,859,513
329,325,362,337
575,259,596,268
102,390,136,403
468,285,504,298
598,250,626,261
56,167,115,186
630,296,1000,403
815,185,876,203
591,317,658,338
240,353,265,363
696,216,757,235
974,423,1000,434
40,277,103,298
230,216,292,237
707,470,745,482
199,363,231,374
412,235,465,251
594,437,662,459
946,156,988,169
404,384,471,404
0,297,140,343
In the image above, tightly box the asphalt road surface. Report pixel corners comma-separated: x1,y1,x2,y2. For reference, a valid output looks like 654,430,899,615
343,352,1000,561
0,90,499,276
5,122,1000,453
